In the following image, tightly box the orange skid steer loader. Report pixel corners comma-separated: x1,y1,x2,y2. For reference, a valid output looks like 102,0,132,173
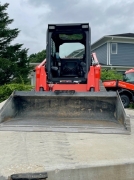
0,23,130,134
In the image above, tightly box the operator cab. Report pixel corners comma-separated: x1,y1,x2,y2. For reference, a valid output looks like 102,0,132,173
46,23,91,83
123,69,134,84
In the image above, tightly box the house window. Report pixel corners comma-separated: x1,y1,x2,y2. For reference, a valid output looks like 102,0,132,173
111,43,117,54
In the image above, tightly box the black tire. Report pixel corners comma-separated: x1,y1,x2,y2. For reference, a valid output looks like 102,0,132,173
120,94,130,108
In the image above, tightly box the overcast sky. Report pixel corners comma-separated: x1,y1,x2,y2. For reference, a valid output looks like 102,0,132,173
1,0,134,56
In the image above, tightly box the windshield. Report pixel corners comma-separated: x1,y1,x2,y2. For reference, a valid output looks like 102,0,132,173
123,72,134,82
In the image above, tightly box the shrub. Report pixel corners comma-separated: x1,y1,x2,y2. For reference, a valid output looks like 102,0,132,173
0,83,33,102
101,69,123,81
129,103,134,109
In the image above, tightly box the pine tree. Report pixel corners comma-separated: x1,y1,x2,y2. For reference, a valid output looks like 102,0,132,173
0,2,31,85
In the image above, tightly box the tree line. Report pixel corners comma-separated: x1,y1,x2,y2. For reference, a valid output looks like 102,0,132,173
0,2,46,85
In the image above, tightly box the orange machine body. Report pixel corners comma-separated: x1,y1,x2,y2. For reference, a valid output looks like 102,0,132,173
35,53,101,92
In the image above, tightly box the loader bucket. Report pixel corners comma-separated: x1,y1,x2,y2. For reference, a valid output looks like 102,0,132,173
0,91,131,134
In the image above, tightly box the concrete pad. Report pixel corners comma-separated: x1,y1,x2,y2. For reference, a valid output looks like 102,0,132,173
126,108,134,117
0,101,134,179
